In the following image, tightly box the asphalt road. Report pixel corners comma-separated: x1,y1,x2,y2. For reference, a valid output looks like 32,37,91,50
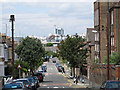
38,59,72,88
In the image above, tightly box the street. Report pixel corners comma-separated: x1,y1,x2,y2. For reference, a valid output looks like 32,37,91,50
38,59,73,88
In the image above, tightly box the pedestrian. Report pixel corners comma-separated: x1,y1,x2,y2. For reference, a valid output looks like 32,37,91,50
76,76,78,84
74,77,76,83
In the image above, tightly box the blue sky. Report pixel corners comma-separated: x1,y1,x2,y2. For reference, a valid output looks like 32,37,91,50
1,0,95,37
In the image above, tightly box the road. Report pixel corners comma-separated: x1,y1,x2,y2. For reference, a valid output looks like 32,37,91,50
38,59,72,88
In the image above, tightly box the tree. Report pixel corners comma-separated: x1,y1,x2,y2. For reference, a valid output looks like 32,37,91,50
104,52,120,65
46,43,53,46
58,34,88,77
14,60,29,78
15,36,45,73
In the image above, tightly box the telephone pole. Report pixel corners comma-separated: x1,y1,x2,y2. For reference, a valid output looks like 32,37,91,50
10,15,15,79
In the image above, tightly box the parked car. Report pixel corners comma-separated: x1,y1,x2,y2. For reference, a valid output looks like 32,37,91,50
33,72,43,82
100,80,120,90
28,76,39,88
80,77,85,83
2,82,27,90
38,70,45,77
12,78,32,89
53,60,56,63
27,77,36,89
56,63,60,68
57,65,63,72
41,65,47,72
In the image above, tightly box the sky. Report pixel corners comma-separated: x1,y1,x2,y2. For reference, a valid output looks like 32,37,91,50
0,0,96,37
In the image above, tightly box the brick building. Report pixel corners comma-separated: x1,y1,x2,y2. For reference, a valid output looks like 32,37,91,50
109,2,120,53
94,0,120,63
94,1,108,63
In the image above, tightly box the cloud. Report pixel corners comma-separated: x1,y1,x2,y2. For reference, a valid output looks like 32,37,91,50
2,2,94,37
1,0,96,3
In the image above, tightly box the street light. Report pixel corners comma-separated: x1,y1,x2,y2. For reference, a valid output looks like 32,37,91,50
9,15,15,79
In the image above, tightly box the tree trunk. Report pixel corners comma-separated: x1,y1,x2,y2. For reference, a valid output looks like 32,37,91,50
73,66,75,77
70,67,72,76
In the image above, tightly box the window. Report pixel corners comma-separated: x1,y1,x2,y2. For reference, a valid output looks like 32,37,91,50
94,9,99,26
111,10,113,25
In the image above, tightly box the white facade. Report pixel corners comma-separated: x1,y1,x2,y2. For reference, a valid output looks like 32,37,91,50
0,62,4,76
0,44,5,76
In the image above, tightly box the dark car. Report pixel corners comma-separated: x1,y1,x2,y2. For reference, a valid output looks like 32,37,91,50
28,76,39,88
2,82,27,90
41,65,47,72
53,60,56,63
13,78,32,89
100,80,120,90
28,77,36,89
57,65,62,72
33,72,43,82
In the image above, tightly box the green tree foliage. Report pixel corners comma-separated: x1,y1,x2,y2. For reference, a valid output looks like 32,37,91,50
46,43,53,46
45,51,58,58
104,52,120,65
14,60,29,78
15,36,45,73
58,34,88,76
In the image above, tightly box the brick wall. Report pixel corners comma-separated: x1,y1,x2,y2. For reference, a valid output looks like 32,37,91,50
88,64,118,85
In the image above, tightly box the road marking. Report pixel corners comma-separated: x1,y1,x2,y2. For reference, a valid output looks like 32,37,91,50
69,83,72,87
77,83,89,85
68,79,73,83
42,85,47,86
40,83,71,86
45,73,61,75
53,87,59,88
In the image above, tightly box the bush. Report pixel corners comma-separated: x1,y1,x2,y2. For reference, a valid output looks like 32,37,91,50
104,52,120,65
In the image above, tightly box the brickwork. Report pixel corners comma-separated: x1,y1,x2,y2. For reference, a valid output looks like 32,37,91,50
94,1,120,63
94,2,108,63
116,65,120,80
88,64,117,85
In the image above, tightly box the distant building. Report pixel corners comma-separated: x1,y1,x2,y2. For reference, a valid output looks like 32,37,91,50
45,46,58,53
14,36,24,43
55,27,64,35
47,27,66,46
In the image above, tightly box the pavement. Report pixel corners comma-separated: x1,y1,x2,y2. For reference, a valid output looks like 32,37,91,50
60,63,89,88
61,63,100,88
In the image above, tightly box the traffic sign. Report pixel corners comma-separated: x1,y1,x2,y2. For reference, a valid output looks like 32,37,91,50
17,64,22,69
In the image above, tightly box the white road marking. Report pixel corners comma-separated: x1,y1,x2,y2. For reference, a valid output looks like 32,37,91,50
42,85,47,86
53,87,59,88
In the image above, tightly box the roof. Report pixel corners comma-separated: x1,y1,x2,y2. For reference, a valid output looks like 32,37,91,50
45,46,58,52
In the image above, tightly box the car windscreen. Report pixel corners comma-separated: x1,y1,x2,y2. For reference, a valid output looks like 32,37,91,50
28,78,34,84
16,80,29,85
33,77,38,82
106,82,120,88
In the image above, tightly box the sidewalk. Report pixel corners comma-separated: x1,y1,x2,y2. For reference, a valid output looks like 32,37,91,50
61,63,100,88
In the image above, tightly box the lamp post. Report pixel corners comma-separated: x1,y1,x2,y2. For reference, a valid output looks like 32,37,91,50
9,15,15,79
